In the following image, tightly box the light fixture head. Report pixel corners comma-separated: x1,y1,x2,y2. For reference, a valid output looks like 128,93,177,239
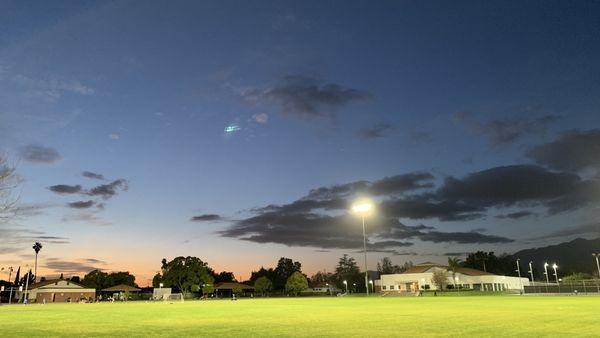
351,200,373,214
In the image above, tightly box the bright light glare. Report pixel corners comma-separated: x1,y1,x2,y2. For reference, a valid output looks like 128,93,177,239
352,201,373,213
552,264,558,269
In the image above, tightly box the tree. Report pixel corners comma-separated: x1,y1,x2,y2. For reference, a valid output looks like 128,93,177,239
562,272,593,282
334,254,361,290
32,242,42,283
250,267,275,284
69,276,81,283
463,251,516,276
108,271,137,287
431,270,449,291
377,257,412,274
81,270,110,291
232,285,243,296
285,272,308,296
214,271,236,283
202,283,215,295
155,256,214,296
0,157,19,224
309,271,334,287
273,257,302,291
254,276,273,296
447,257,462,288
81,270,137,290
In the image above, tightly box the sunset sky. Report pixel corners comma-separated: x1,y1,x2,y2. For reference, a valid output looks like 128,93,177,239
1,1,600,286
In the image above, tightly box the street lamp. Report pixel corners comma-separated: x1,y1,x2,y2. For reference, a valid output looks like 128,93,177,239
343,280,348,294
552,264,559,285
593,254,600,279
159,283,164,288
369,280,373,293
352,200,373,296
516,259,523,293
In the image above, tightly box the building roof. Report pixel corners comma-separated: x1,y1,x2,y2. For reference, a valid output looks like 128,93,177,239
402,263,494,276
101,284,141,292
29,279,85,289
214,282,254,290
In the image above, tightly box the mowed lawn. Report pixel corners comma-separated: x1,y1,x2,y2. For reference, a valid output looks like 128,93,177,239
1,296,598,337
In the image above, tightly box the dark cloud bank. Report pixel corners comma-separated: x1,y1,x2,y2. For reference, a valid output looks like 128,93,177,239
218,129,600,253
244,75,372,118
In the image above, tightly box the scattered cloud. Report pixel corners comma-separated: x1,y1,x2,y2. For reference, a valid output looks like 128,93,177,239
531,222,600,240
454,112,560,146
61,213,112,226
496,211,536,219
18,145,61,164
87,179,128,199
44,258,105,274
48,184,83,194
355,123,395,140
527,129,600,174
191,214,223,222
243,75,372,118
252,113,269,124
67,200,95,209
109,133,120,140
82,171,105,180
409,130,433,144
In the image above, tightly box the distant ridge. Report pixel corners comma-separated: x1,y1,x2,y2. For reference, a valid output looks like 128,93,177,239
514,238,600,276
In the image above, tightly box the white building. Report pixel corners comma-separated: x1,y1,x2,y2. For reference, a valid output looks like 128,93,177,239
25,279,96,302
374,262,529,292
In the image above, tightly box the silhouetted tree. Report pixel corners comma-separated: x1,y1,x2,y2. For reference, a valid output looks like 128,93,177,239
32,242,42,283
273,257,302,291
155,256,214,295
334,254,361,290
448,257,462,288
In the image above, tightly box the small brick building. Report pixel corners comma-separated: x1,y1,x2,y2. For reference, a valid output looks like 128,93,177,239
26,279,96,303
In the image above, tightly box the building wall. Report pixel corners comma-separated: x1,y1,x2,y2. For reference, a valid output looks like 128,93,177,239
36,291,96,303
378,269,530,292
28,280,96,302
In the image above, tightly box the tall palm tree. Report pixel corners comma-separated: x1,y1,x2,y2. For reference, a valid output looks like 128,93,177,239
32,242,42,283
447,257,462,289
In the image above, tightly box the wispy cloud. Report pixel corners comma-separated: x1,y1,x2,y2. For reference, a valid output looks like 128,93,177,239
18,145,62,164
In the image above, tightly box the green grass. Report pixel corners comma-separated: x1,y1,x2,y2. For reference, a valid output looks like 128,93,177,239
1,296,598,337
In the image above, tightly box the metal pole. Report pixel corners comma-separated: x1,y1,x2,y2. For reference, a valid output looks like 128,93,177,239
24,269,30,304
528,262,535,293
544,264,549,293
594,255,600,281
516,259,523,294
362,215,369,296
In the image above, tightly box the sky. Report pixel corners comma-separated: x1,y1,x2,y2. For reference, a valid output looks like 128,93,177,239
1,0,600,286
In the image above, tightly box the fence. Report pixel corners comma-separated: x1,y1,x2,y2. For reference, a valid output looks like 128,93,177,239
524,280,600,294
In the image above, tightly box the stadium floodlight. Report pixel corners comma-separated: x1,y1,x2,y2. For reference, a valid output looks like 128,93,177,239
543,263,550,284
351,199,373,296
593,254,600,279
343,280,348,294
552,264,559,285
159,283,164,288
516,259,523,293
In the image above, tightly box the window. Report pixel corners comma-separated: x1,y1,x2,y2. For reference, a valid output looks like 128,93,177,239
382,286,386,290
389,285,395,290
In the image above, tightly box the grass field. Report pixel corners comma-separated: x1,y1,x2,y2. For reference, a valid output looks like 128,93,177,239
1,296,598,337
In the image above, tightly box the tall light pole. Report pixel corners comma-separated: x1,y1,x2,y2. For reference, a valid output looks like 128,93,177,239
352,200,373,296
593,254,600,279
552,264,559,285
516,259,523,293
343,280,348,294
543,262,550,293
528,261,534,284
